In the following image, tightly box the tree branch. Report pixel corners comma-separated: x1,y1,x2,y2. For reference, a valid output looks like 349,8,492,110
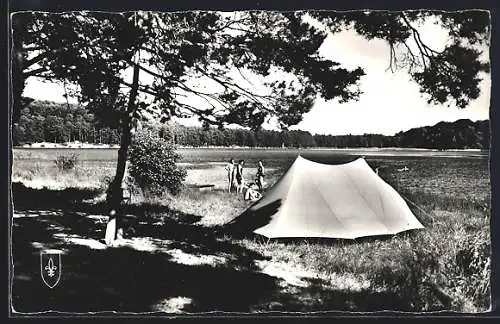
209,17,250,33
386,43,395,73
23,67,48,77
22,45,44,52
175,101,219,124
236,66,255,86
127,60,234,113
401,41,418,71
195,66,273,105
24,51,51,67
400,13,431,70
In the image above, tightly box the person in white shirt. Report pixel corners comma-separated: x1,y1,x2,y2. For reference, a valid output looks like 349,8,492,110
224,158,236,192
243,182,262,201
256,160,265,191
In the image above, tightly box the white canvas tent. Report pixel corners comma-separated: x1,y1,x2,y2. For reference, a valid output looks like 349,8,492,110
231,155,424,239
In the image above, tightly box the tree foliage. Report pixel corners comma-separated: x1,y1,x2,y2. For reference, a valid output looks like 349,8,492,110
10,11,369,130
311,10,490,108
13,10,491,125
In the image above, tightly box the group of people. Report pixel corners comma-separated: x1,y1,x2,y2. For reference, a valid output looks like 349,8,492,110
224,158,265,201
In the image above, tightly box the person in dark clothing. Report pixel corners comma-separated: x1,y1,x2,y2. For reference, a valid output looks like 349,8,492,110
236,160,245,193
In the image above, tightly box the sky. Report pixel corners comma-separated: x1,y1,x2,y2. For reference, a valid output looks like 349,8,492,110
287,22,491,135
22,12,491,136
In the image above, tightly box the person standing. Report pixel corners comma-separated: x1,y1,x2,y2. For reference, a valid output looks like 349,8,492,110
256,160,265,191
224,158,235,192
236,160,245,193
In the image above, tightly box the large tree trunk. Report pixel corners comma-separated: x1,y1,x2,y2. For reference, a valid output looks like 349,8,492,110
105,63,140,244
11,25,25,127
12,53,25,126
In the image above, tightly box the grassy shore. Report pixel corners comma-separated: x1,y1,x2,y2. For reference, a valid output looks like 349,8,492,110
11,149,491,312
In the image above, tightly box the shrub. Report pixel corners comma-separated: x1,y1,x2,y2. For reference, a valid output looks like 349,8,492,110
128,129,187,197
54,153,79,171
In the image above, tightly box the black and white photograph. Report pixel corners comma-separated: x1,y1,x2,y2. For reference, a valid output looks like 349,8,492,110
8,6,492,315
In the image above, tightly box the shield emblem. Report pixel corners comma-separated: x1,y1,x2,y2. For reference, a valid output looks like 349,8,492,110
40,249,62,288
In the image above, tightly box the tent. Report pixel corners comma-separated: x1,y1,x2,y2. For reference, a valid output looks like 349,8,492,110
229,155,424,239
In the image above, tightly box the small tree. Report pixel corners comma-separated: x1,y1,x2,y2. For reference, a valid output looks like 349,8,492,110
128,129,187,197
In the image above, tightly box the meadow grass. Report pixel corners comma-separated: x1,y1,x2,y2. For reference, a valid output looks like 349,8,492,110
11,148,491,312
12,155,116,190
132,156,490,312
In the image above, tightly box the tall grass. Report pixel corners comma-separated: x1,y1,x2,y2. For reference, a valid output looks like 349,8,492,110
12,159,115,190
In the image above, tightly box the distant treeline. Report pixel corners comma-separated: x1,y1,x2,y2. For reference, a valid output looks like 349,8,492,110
159,123,399,148
13,100,490,149
395,119,490,150
157,119,490,149
12,100,120,145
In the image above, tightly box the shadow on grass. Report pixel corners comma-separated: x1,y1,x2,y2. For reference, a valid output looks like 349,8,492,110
11,182,426,313
223,199,282,239
265,276,410,312
12,182,278,313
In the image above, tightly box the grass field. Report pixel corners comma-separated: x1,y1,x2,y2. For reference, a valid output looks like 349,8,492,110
11,147,491,313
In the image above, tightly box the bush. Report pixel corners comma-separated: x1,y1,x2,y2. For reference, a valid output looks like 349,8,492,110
128,129,187,197
54,153,79,171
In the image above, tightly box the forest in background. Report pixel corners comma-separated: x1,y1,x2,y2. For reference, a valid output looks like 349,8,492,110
12,100,490,149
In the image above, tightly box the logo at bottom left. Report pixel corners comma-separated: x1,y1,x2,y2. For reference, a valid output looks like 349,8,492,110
40,249,62,289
